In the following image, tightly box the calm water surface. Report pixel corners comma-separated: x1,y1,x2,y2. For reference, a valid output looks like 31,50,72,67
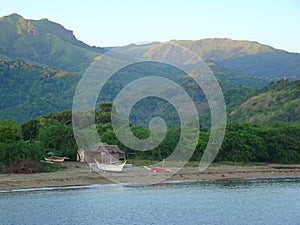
0,178,299,225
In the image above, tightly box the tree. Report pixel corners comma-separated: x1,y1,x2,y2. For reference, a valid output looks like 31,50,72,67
266,122,300,163
96,102,113,124
0,141,43,166
217,123,267,162
21,118,40,140
0,120,22,142
37,123,78,160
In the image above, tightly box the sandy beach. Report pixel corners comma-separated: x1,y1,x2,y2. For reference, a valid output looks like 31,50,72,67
1,162,300,190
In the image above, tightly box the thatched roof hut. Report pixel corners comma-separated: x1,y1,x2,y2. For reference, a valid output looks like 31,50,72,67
76,143,125,163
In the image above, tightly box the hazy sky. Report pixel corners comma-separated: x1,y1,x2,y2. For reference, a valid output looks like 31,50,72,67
1,0,300,52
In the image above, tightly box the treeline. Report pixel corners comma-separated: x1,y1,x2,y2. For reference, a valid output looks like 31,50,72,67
96,120,300,164
1,104,300,173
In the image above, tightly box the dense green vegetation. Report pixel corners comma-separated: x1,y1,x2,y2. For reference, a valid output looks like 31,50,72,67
229,79,300,123
0,119,66,173
1,103,299,173
0,58,269,123
0,60,80,121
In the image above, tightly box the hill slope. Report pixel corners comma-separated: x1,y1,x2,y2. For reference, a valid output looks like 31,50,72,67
168,39,300,78
0,60,80,121
0,14,105,72
229,79,300,123
121,39,300,79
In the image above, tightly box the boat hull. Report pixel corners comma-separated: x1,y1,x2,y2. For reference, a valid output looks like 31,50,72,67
144,166,172,173
95,160,126,172
45,157,65,163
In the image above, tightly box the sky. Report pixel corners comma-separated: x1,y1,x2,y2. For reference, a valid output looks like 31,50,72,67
1,0,300,52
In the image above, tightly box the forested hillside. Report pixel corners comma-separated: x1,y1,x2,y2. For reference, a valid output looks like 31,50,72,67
0,60,80,121
229,79,300,123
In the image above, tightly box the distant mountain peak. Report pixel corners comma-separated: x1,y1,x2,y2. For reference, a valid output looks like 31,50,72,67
0,13,105,72
2,13,24,21
0,13,39,35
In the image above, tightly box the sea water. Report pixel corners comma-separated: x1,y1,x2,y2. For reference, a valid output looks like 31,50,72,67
0,178,299,225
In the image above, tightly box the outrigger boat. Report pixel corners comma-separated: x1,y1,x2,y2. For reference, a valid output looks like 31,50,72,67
95,159,126,172
44,157,65,163
144,159,173,173
144,166,172,173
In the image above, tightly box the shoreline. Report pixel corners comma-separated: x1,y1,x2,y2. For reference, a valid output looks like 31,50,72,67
2,176,300,193
0,162,300,191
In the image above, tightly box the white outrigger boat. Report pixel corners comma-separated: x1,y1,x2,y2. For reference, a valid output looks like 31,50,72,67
95,159,126,172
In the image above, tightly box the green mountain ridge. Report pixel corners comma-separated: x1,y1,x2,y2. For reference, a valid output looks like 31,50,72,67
1,13,300,79
0,14,104,72
121,39,300,79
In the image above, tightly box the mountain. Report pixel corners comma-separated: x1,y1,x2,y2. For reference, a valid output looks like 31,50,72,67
0,13,299,124
229,79,300,123
121,39,300,79
0,13,105,72
2,13,300,78
1,13,300,78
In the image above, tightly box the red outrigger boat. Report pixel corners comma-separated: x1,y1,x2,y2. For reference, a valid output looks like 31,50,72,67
45,157,65,163
144,159,173,173
144,166,171,173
